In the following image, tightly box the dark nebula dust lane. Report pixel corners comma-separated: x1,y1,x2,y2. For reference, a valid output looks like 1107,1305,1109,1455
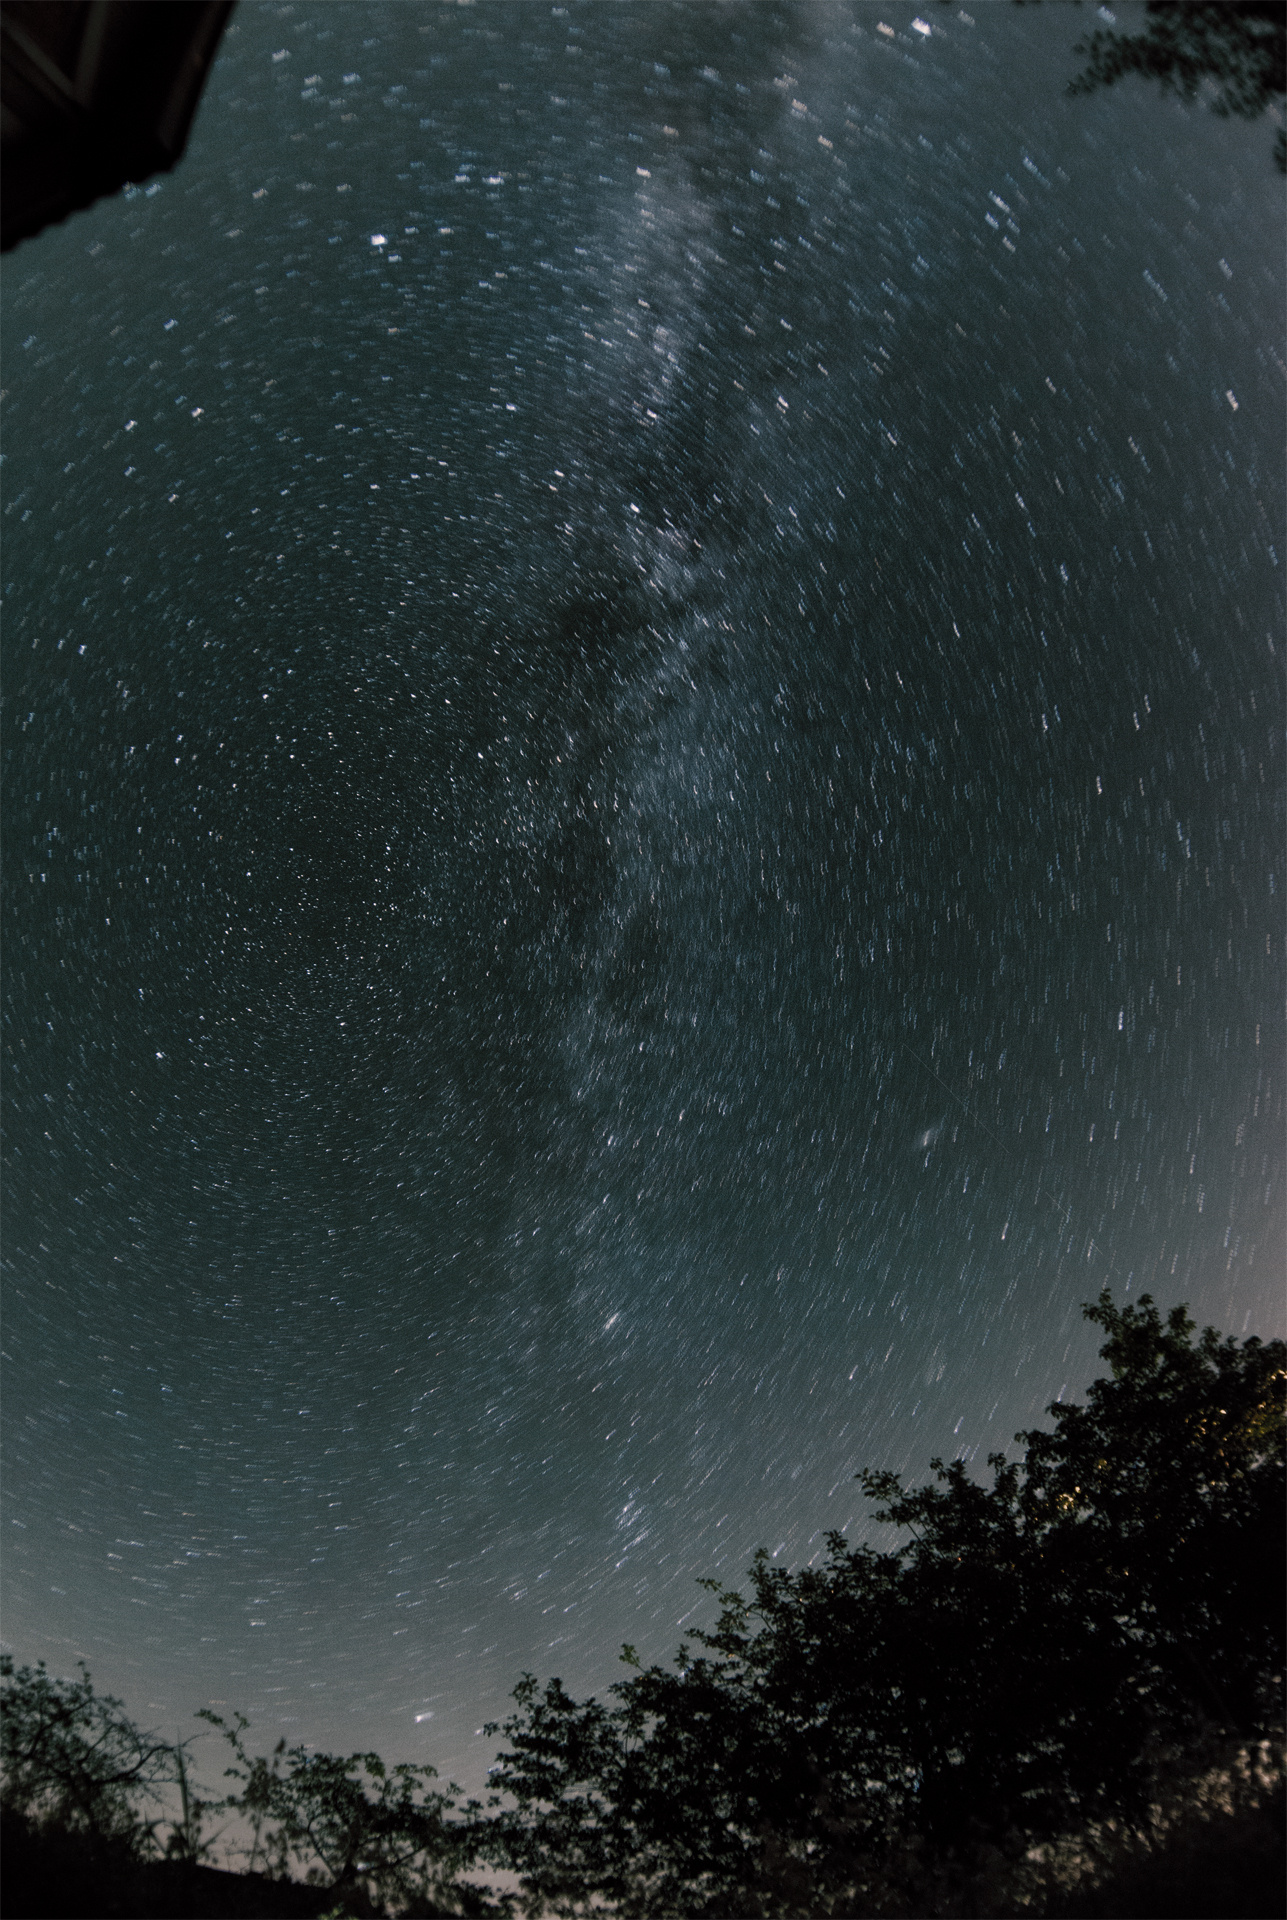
2,1,1282,1789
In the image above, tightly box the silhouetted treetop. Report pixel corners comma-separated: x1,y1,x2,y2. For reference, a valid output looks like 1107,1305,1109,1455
478,1291,1285,1915
1067,0,1286,167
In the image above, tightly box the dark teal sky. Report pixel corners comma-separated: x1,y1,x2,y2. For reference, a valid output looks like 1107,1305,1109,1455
2,1,1282,1794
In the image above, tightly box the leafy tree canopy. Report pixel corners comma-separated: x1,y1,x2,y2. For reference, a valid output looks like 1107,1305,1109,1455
478,1292,1285,1916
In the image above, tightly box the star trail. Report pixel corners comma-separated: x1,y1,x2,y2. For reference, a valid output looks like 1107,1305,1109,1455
2,1,1282,1795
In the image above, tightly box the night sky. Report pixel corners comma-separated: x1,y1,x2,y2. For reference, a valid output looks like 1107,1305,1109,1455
3,1,1283,1797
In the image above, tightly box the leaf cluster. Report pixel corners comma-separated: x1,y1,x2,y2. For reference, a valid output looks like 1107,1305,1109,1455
1067,0,1286,166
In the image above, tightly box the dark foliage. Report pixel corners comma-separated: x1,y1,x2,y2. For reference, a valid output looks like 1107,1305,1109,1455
478,1292,1285,1916
0,1655,182,1852
1046,1761,1286,1918
1067,0,1287,168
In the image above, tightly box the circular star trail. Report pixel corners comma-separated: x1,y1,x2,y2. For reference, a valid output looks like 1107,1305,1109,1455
2,2,1282,1791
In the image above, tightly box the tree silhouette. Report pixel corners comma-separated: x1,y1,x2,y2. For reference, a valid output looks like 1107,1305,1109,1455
2,1293,1281,1914
479,1292,1285,1916
0,1662,504,1915
1067,0,1286,168
0,1656,184,1851
199,1709,500,1916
